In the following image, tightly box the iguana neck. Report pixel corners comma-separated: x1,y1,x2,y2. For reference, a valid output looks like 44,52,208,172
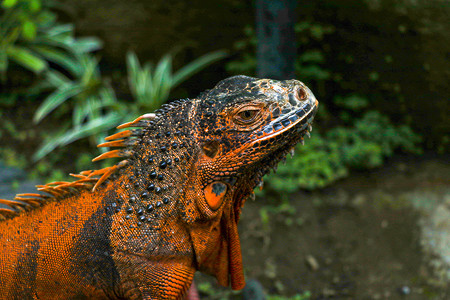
97,99,202,256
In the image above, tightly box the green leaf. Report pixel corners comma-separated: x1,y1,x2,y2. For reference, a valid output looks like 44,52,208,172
72,37,103,54
2,0,18,8
33,113,122,160
6,45,47,73
127,51,155,106
44,69,71,86
79,55,100,86
45,24,74,37
22,20,38,40
334,94,369,110
34,83,84,123
152,54,172,103
0,93,17,106
299,50,325,63
30,45,79,74
86,97,99,119
0,51,8,73
99,86,117,105
72,105,85,128
35,10,56,27
126,51,140,75
29,0,41,12
3,27,20,45
38,24,75,48
172,50,227,88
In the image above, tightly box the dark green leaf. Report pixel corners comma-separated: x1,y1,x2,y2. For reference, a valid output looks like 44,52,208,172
6,45,47,73
34,84,84,123
2,0,18,8
29,0,41,12
33,113,122,160
172,50,227,88
30,45,79,74
22,20,37,40
73,37,103,54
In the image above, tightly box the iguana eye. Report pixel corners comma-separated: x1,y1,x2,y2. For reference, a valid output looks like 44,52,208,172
239,110,257,120
234,108,260,124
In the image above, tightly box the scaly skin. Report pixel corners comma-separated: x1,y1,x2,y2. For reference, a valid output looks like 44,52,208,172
0,75,318,299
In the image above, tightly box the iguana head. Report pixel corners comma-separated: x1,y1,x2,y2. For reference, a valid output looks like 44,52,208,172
185,75,318,289
195,75,317,197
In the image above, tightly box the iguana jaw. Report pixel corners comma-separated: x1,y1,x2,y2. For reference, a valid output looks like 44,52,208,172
234,92,319,189
255,99,318,143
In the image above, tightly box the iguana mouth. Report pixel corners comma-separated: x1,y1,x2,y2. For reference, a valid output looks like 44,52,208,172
246,98,319,190
252,98,318,144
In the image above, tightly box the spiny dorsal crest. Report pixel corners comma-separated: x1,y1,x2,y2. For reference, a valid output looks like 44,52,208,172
0,98,191,221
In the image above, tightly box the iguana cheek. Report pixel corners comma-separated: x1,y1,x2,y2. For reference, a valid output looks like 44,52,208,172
204,182,227,210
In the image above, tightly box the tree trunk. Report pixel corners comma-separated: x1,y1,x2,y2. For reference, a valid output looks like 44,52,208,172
256,0,297,80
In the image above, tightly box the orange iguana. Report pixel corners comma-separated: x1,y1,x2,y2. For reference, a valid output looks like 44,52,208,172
0,75,318,299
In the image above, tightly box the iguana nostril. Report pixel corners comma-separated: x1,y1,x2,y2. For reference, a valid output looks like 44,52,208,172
296,87,308,101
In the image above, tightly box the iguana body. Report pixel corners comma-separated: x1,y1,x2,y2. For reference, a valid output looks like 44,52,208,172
0,75,318,299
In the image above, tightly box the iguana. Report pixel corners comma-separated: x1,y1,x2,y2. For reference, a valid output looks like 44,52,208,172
0,75,318,299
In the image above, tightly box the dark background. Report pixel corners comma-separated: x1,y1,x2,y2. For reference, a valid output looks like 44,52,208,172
1,0,449,299
57,0,449,145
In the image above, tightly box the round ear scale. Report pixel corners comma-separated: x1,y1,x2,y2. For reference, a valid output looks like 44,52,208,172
204,181,227,210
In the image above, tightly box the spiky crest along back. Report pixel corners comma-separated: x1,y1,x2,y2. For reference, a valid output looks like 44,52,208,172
0,97,193,222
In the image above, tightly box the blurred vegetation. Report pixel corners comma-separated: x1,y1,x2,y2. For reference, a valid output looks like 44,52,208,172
0,0,432,190
227,24,422,191
196,279,311,300
32,50,226,160
0,0,226,168
0,1,448,298
0,0,102,80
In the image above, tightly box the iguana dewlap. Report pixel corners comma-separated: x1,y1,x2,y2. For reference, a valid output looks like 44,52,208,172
0,75,318,299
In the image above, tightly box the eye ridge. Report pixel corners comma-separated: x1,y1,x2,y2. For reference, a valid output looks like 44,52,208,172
231,104,264,127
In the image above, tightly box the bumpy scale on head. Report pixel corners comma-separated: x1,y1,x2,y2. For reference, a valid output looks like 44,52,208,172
194,75,318,202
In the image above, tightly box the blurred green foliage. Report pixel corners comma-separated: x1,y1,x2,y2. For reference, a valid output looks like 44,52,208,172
0,0,226,162
1,0,47,76
196,279,311,300
32,52,122,160
268,110,421,191
32,50,226,160
0,3,422,190
268,292,311,300
0,0,102,79
227,22,421,191
0,0,114,161
127,51,227,112
196,281,240,300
